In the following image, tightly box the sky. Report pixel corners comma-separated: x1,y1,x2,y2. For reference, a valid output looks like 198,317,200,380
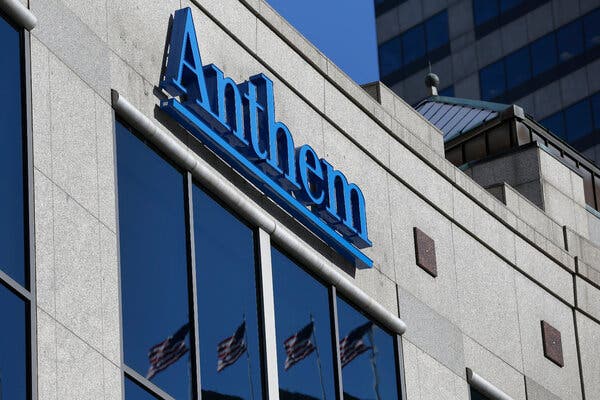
265,0,380,85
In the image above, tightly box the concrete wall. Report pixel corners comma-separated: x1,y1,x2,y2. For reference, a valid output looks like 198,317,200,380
22,0,600,399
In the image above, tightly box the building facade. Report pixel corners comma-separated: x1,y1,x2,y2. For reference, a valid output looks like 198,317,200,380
1,0,600,399
375,0,600,161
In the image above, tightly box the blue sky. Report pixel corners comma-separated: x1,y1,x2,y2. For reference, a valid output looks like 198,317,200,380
265,0,380,85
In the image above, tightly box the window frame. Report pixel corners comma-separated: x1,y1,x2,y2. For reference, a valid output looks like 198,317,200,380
0,9,36,400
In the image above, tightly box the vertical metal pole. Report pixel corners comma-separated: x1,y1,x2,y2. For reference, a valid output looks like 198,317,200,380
328,286,344,400
256,229,279,400
243,317,255,400
310,315,327,400
185,173,202,400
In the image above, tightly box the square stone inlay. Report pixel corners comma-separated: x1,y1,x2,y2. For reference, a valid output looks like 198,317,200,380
414,227,437,277
541,321,564,367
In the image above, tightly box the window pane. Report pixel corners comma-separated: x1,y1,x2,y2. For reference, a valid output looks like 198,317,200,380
556,20,584,62
540,113,566,140
565,99,593,141
591,93,600,130
531,34,558,76
193,186,263,399
116,121,192,398
583,8,600,49
272,248,336,400
473,0,499,26
0,15,26,287
0,283,27,400
402,24,426,65
378,37,402,77
480,60,505,100
438,85,454,97
500,0,522,12
337,297,399,400
470,386,491,400
505,47,531,89
125,378,160,400
425,11,449,52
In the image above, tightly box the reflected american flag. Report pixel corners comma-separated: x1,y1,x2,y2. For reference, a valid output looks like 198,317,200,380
146,323,190,380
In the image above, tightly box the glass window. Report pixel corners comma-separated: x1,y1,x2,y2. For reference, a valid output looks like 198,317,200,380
116,120,193,398
591,93,600,130
272,248,336,400
193,186,263,399
583,8,600,49
0,14,26,287
402,24,426,66
505,47,531,89
540,113,566,140
531,34,558,76
337,297,400,400
0,283,27,400
425,11,449,52
125,378,160,400
556,20,584,62
565,100,593,141
378,37,402,77
473,0,499,26
438,85,454,97
480,60,505,100
500,0,523,12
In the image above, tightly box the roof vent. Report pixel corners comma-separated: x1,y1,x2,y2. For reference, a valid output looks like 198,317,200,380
425,72,439,96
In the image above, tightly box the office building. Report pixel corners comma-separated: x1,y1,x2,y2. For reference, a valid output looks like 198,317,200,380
1,0,600,399
375,0,600,161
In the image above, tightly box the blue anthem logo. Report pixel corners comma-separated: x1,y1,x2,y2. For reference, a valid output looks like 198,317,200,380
160,8,373,268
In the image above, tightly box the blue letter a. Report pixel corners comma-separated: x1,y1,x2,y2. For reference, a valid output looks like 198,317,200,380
161,8,211,114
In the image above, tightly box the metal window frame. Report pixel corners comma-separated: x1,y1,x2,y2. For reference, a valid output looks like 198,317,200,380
111,91,408,399
0,5,37,400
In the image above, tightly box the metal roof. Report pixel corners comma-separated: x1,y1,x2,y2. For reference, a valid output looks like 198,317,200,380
416,96,510,142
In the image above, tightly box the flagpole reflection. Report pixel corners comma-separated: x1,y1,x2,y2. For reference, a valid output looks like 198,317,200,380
367,327,381,400
310,314,327,400
243,314,255,400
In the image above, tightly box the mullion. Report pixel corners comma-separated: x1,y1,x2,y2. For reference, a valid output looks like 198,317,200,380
329,286,344,400
184,172,203,400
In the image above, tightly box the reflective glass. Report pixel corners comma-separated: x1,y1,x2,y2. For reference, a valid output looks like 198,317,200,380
470,386,490,400
125,378,160,400
0,14,26,287
438,85,454,97
337,297,399,400
425,11,449,52
500,0,522,12
505,47,531,89
540,113,565,140
402,24,426,65
565,100,593,141
591,93,600,129
473,0,499,26
0,283,27,400
583,8,600,49
193,186,263,399
556,20,584,62
116,121,192,398
531,34,558,76
480,61,505,100
272,248,336,400
378,37,402,77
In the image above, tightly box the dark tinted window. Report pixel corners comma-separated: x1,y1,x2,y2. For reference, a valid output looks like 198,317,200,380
470,386,490,400
0,14,26,287
500,0,522,12
193,186,263,399
425,11,449,51
337,297,399,400
473,0,499,25
438,85,455,97
402,24,426,65
480,60,505,100
116,120,192,398
125,378,160,400
591,93,600,129
565,100,593,141
541,113,566,140
379,37,402,77
531,34,557,76
272,248,336,400
505,47,531,89
583,8,600,49
0,283,27,400
556,20,584,62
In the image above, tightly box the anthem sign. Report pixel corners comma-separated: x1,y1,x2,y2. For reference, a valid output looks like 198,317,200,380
160,8,373,268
